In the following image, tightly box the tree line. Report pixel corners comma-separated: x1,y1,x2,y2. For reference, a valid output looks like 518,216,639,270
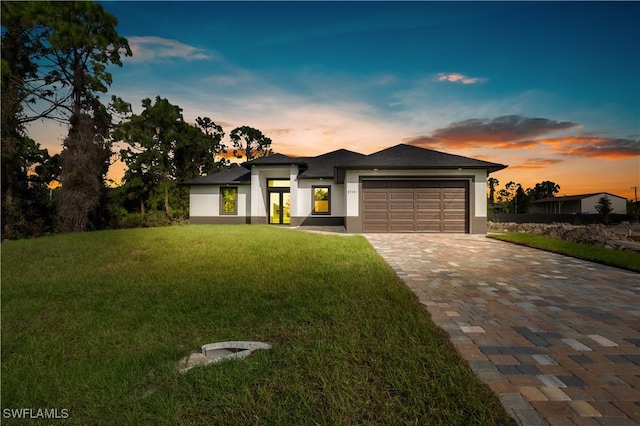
487,179,562,214
1,1,273,239
488,179,636,217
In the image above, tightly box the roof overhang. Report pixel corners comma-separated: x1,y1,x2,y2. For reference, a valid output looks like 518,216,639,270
334,165,507,184
178,180,251,186
179,167,251,186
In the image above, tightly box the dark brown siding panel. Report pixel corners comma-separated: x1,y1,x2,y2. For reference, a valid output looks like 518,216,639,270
361,180,468,233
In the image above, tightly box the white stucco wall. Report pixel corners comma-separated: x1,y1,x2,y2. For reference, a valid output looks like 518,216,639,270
190,185,219,217
189,185,250,217
250,166,298,218
474,170,489,218
289,165,299,217
296,179,346,217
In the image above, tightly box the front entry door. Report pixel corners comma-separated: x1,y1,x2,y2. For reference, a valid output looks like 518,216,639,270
269,191,290,224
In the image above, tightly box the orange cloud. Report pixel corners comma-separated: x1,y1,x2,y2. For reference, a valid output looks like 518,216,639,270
404,136,539,150
541,136,640,159
403,116,639,161
432,116,580,143
509,158,564,169
268,128,292,136
405,115,581,150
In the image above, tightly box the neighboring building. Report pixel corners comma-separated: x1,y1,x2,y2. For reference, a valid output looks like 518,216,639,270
182,144,507,233
530,193,627,214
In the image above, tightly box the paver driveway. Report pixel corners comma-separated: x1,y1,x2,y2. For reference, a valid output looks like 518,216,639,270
366,234,640,426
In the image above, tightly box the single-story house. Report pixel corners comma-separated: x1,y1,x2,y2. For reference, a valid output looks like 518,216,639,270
182,144,507,233
530,192,627,214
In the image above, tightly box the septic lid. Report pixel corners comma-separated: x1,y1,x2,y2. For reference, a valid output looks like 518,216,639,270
179,341,271,373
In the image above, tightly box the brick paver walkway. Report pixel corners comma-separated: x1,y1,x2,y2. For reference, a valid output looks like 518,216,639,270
366,234,640,426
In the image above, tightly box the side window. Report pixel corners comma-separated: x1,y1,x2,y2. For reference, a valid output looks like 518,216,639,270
220,187,238,215
312,186,330,215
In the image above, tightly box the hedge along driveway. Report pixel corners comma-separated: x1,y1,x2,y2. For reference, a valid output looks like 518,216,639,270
1,225,514,425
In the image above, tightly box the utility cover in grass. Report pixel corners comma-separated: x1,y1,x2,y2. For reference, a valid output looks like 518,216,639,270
179,341,271,373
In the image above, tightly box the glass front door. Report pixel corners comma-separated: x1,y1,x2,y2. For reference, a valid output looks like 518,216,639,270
269,192,290,224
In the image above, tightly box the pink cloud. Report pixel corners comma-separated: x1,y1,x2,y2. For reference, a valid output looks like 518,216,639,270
437,73,486,84
126,36,212,62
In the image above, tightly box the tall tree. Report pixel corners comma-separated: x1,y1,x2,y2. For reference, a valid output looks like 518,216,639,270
174,116,227,181
117,97,228,217
230,126,273,161
46,2,131,232
1,1,48,236
118,97,182,217
1,1,132,233
496,181,529,213
487,177,499,204
528,181,561,201
1,1,53,128
497,181,517,213
513,184,529,214
58,112,113,231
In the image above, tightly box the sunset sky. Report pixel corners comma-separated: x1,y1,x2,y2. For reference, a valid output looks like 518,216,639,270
29,1,639,199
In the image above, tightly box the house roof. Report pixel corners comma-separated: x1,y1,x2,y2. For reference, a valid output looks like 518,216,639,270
241,153,306,167
239,149,366,179
343,144,507,173
180,166,251,185
299,149,366,178
532,192,627,204
182,144,508,185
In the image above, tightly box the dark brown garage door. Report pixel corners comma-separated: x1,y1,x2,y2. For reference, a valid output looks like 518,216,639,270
362,180,468,233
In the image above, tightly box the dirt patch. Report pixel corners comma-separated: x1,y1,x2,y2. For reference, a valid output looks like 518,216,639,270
488,221,640,253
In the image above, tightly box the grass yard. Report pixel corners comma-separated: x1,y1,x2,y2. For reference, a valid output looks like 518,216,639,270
2,225,514,425
488,232,640,273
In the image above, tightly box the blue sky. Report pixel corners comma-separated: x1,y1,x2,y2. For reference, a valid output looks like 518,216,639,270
33,1,640,199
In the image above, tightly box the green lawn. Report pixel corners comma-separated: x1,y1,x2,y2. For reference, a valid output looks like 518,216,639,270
2,225,514,425
488,232,640,273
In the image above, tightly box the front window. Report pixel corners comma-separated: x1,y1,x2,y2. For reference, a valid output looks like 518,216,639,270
313,186,330,215
268,179,290,188
220,187,238,214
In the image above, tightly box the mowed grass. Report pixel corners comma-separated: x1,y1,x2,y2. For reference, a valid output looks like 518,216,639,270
488,232,640,273
2,225,514,425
